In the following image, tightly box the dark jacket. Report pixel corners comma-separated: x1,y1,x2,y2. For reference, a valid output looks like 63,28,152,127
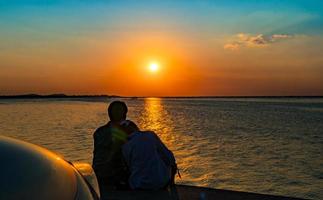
92,121,128,188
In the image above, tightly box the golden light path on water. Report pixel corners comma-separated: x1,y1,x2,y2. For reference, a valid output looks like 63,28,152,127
139,98,175,142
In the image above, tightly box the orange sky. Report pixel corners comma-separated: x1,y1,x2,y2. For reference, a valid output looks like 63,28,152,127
1,1,323,96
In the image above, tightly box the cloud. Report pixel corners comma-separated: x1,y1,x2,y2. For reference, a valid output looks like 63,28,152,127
271,34,292,39
224,33,293,50
224,43,240,51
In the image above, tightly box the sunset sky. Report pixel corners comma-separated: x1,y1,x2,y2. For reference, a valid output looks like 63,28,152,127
0,0,323,96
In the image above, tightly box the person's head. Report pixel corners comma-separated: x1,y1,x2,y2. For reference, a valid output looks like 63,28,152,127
120,120,139,135
108,101,128,122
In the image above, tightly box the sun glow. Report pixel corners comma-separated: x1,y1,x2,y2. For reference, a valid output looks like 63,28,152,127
148,62,159,72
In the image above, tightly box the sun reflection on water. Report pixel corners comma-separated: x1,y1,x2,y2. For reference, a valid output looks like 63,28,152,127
138,98,175,145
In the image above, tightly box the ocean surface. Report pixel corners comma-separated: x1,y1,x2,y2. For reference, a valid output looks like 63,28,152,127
0,97,322,199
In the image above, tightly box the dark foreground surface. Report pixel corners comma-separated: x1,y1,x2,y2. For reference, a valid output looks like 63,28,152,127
101,184,307,200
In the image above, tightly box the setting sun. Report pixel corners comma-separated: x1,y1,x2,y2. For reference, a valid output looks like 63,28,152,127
148,62,159,73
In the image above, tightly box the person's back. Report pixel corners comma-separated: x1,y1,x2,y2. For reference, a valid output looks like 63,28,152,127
92,122,128,188
92,101,129,190
122,128,176,190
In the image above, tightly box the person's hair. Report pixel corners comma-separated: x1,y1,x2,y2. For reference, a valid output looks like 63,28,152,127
120,120,139,134
108,101,128,122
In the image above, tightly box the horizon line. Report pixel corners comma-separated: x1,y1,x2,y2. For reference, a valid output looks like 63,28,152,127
0,93,322,99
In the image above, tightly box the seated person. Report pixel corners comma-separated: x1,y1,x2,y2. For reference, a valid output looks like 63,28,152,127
120,120,177,190
92,101,129,190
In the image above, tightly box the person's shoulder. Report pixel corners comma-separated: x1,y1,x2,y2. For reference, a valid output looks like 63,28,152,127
141,130,154,135
96,123,110,132
141,131,159,139
93,123,112,137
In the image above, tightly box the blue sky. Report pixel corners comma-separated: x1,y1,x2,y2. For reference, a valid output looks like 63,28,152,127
1,0,322,35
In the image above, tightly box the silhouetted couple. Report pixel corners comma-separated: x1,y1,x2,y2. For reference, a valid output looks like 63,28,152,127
92,101,177,191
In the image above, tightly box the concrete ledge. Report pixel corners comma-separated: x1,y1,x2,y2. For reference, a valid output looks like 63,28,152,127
101,184,307,200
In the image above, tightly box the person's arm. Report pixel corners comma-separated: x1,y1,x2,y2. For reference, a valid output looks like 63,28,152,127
151,132,178,184
151,132,176,166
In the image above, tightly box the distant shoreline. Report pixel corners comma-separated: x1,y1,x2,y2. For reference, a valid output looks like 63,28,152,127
0,94,119,99
0,94,322,99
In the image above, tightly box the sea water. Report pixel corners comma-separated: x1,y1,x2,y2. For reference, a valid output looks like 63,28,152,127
0,97,322,199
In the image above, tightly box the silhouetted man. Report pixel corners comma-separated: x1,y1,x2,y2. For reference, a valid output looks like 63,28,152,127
92,101,129,190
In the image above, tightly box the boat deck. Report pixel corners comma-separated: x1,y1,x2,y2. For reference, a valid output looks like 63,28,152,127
101,184,307,200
